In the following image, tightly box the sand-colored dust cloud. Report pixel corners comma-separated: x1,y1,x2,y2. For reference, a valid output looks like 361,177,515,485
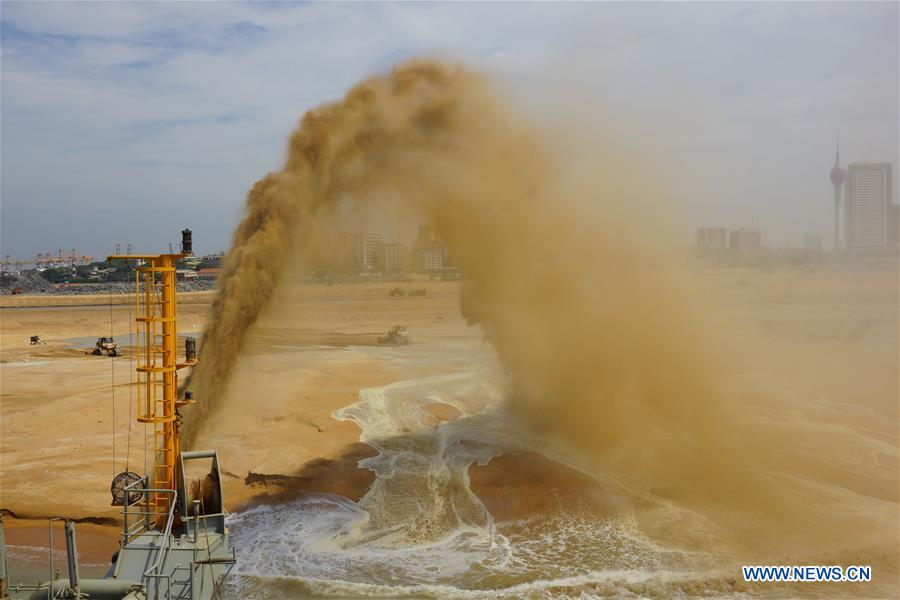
180,60,895,562
181,60,540,445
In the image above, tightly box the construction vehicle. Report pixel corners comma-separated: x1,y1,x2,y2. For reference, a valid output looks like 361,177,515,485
1,229,235,600
91,336,120,357
29,335,45,345
378,325,410,345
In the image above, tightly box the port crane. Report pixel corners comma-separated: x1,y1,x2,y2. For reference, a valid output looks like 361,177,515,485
1,250,94,272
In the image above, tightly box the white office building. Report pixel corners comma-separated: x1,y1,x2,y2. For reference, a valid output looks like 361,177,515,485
845,163,892,249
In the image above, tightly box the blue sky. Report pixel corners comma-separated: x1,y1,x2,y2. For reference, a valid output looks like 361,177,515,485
1,1,897,259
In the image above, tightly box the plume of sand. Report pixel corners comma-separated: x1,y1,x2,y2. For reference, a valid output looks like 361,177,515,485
180,59,758,504
180,60,878,556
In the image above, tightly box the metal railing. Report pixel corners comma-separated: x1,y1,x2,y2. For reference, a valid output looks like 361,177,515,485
122,476,173,542
119,475,235,600
142,490,177,579
120,476,178,598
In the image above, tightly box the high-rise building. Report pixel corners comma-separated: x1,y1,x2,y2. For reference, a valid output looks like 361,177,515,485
411,225,446,272
381,242,408,271
696,227,728,256
420,246,444,271
729,228,762,255
829,135,846,253
345,232,384,272
361,232,383,271
845,163,892,250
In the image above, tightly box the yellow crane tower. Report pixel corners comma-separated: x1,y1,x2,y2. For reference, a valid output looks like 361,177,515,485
108,229,197,525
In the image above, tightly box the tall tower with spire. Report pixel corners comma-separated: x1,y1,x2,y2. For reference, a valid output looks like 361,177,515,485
830,133,847,253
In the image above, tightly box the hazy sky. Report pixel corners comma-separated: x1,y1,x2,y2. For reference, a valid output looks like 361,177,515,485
1,1,897,259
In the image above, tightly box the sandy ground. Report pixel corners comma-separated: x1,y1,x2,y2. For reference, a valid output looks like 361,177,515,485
1,282,482,556
191,280,482,509
0,290,217,309
0,296,211,562
1,263,897,586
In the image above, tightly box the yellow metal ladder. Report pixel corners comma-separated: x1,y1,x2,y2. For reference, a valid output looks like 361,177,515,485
133,256,180,523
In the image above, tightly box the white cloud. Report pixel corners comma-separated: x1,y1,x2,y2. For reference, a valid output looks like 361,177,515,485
1,1,897,258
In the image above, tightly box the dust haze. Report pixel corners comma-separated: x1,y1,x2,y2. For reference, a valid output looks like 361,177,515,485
183,60,896,563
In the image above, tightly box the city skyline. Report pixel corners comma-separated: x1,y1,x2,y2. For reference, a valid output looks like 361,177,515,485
1,2,898,259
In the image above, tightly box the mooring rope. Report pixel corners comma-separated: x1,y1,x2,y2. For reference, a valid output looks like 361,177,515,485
109,295,116,477
126,279,134,472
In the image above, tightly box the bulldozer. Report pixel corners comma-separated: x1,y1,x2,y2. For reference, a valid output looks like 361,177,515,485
378,325,410,346
91,336,120,357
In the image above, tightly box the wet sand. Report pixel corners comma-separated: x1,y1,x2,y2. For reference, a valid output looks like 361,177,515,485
1,264,897,596
1,282,485,551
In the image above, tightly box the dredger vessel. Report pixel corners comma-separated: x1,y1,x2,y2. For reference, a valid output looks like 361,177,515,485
0,230,235,599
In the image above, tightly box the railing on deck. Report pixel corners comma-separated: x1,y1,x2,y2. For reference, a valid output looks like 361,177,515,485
120,474,235,600
121,476,178,598
122,476,174,542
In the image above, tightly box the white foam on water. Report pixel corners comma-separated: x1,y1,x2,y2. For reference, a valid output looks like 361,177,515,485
226,371,737,598
331,370,515,549
227,494,510,587
226,559,746,600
